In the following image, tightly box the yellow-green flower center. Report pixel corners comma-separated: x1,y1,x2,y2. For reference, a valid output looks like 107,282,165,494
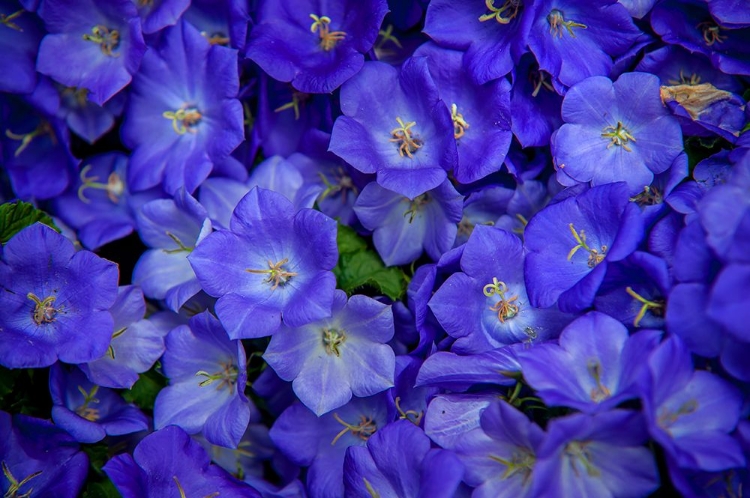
83,25,120,57
310,14,346,51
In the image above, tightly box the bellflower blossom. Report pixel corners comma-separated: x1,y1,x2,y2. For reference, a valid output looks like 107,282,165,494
153,310,253,449
354,180,463,267
0,223,118,368
36,0,146,105
122,19,244,194
329,58,457,200
189,187,338,339
245,0,388,94
551,72,683,196
0,0,44,94
264,290,395,416
524,182,644,313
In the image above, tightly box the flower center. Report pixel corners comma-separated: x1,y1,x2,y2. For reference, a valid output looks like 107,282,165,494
668,69,701,86
310,14,346,51
403,193,430,223
75,385,101,422
2,461,42,498
0,9,24,31
547,9,587,38
274,89,310,120
567,223,606,268
483,277,520,323
195,360,239,393
331,413,377,445
77,164,125,204
601,121,636,152
201,31,230,46
322,327,346,357
390,117,423,158
697,20,727,46
657,399,698,431
529,69,554,97
27,293,61,325
82,25,120,57
395,396,423,426
629,185,662,207
479,0,522,24
489,447,535,484
586,359,611,402
451,104,470,139
163,106,202,135
318,168,358,202
564,441,600,478
246,258,298,291
625,287,665,327
5,121,56,157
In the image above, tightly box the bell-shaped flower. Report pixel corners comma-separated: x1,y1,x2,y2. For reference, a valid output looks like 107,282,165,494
245,0,388,93
551,72,683,196
36,0,146,105
122,19,244,194
329,58,457,200
189,187,338,339
264,290,395,416
354,179,463,267
153,310,254,449
523,183,644,313
104,425,261,497
0,223,118,368
0,1,44,94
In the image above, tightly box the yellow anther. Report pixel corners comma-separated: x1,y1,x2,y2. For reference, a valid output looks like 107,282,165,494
322,328,346,357
0,9,24,31
478,0,521,24
390,117,423,158
77,164,125,204
195,360,239,393
82,25,120,57
530,69,554,97
310,14,346,51
483,277,520,323
601,121,636,152
2,461,42,498
274,91,307,120
201,31,230,46
567,224,606,268
451,104,470,139
27,293,59,325
163,106,202,135
75,385,100,422
697,21,727,46
547,9,587,38
246,258,298,291
625,287,664,327
667,69,701,86
331,413,377,445
376,24,402,50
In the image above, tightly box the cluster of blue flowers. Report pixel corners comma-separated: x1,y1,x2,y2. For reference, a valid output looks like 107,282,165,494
1,0,749,496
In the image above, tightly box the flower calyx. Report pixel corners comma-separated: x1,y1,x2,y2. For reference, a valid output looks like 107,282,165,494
195,360,239,393
2,461,42,498
567,223,606,268
331,413,377,445
27,292,62,325
77,164,125,204
246,258,298,291
163,106,202,135
322,327,346,357
483,277,520,323
390,117,423,158
547,9,587,38
310,14,346,51
479,0,521,25
625,287,664,327
82,25,120,57
601,121,636,152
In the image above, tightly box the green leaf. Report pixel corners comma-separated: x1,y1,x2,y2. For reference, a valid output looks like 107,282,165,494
121,368,167,411
333,224,408,301
82,443,111,474
0,201,60,244
0,367,17,402
82,479,120,498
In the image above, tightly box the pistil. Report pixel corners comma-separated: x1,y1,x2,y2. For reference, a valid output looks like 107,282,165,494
163,106,202,135
331,413,377,445
567,224,606,268
83,25,120,57
390,117,423,158
625,287,664,327
322,328,346,357
451,104,470,139
697,20,727,46
310,14,346,51
77,164,125,204
601,121,636,152
483,277,520,323
547,9,587,38
27,293,60,325
246,258,298,290
479,0,521,24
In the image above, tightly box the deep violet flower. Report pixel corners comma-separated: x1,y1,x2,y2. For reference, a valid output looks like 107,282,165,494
524,182,644,313
430,224,571,353
353,179,463,267
183,0,251,51
329,58,457,200
49,364,148,444
264,290,395,416
153,310,254,449
245,0,388,94
0,223,118,368
551,72,683,196
0,0,44,94
1,411,88,498
189,187,338,339
344,420,464,498
517,311,662,413
135,0,190,34
36,0,146,105
122,19,244,195
104,425,261,497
